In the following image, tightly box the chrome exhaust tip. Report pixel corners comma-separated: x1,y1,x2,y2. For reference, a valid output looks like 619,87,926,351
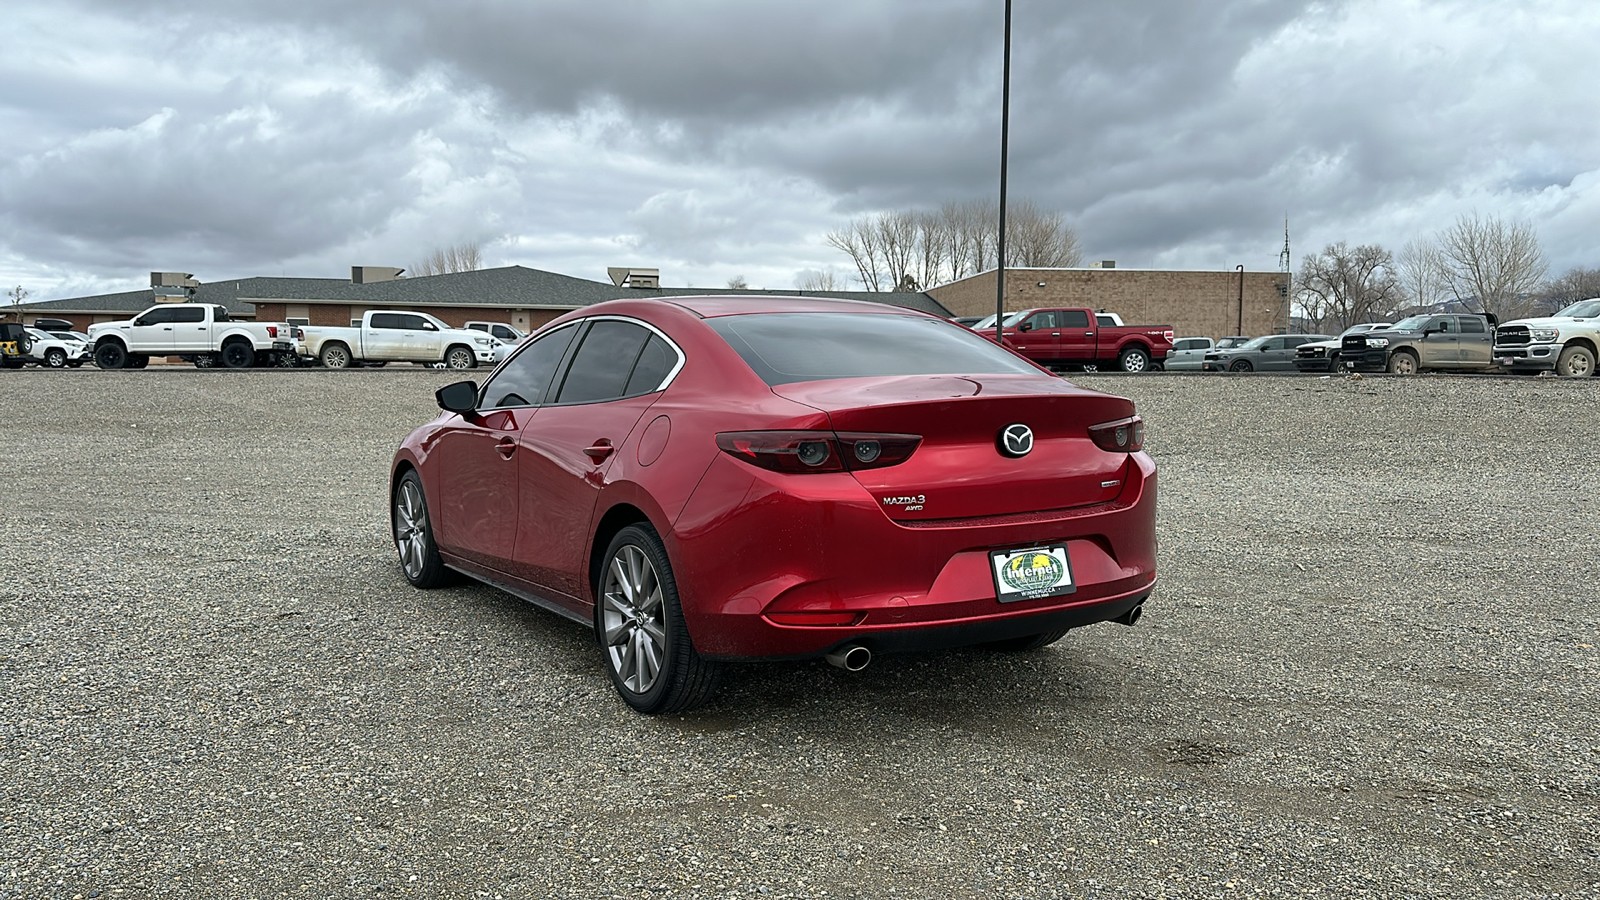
1116,605,1144,627
824,644,872,672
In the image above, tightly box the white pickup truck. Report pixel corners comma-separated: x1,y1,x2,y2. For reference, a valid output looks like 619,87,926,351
299,310,497,369
87,303,297,369
1493,298,1600,377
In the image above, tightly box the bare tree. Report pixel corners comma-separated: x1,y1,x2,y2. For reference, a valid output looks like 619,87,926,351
1294,243,1405,332
4,285,28,322
1432,213,1547,317
1396,238,1447,312
794,268,845,291
1538,266,1600,314
825,199,1082,291
725,275,750,290
411,241,485,277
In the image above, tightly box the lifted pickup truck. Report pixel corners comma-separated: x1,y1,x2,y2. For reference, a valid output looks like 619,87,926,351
87,303,296,369
299,310,497,369
1338,312,1498,375
1493,298,1600,377
974,307,1174,372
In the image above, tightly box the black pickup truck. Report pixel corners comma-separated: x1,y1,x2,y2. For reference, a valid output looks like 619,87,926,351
1338,313,1498,375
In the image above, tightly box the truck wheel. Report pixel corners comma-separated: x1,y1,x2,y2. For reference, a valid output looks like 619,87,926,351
193,354,218,368
220,342,255,369
1228,359,1253,372
319,343,352,369
1386,351,1418,375
1556,344,1595,377
275,352,301,368
445,345,476,369
1118,346,1150,373
44,349,67,368
128,355,149,369
94,342,128,369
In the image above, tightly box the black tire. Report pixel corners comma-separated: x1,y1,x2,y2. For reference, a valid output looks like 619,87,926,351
1,358,25,369
1555,344,1595,377
128,355,149,369
319,343,353,369
44,349,67,368
1229,358,1253,372
597,524,722,714
67,360,84,368
984,628,1071,652
220,341,255,369
94,342,128,369
1386,350,1418,375
392,470,452,588
1118,346,1150,373
445,345,476,370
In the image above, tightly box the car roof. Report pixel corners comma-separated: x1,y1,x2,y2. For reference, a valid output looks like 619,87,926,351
655,295,933,319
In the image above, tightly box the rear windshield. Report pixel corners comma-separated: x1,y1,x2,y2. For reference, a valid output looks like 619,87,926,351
707,312,1039,385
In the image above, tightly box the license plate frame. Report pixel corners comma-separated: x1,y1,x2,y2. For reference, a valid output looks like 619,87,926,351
989,544,1076,603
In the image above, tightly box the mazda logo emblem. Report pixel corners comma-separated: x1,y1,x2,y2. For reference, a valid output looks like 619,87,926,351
999,424,1033,457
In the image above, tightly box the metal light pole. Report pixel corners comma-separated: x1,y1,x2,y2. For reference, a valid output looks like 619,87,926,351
993,0,1012,343
1235,264,1245,336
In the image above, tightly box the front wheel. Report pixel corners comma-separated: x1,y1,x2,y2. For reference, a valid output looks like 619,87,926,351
94,342,128,369
1118,346,1150,373
1386,351,1418,375
1556,344,1595,377
445,346,476,370
1229,358,1254,372
44,349,67,368
598,525,722,714
393,470,451,588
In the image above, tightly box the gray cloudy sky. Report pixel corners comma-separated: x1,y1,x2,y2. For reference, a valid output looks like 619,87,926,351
3,0,1598,300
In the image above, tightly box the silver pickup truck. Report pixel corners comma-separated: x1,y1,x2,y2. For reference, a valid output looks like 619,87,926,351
299,310,498,369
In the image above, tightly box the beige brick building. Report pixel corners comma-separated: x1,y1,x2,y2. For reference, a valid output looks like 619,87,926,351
929,267,1289,339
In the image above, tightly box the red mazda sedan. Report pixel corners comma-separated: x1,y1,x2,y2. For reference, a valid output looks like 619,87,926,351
391,296,1156,713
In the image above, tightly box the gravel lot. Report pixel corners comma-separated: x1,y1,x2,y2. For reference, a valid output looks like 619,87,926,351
1,369,1597,899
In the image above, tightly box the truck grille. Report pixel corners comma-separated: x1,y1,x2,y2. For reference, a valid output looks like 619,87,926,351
1342,335,1368,352
1495,325,1530,346
1297,345,1328,359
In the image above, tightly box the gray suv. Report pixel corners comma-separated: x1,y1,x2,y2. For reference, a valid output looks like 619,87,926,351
1202,334,1333,372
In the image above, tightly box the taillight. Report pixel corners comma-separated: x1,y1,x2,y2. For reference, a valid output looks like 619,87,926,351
267,326,279,338
716,431,921,473
1088,416,1145,453
1162,329,1175,341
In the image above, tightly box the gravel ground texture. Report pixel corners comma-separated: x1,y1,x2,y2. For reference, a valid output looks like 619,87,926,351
1,368,1597,900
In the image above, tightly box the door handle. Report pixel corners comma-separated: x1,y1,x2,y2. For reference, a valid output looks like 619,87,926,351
1084,332,1094,336
1051,332,1060,336
584,440,615,463
495,438,516,459
162,327,172,331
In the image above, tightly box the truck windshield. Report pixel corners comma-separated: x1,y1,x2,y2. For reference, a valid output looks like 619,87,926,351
709,313,1039,385
1555,299,1600,318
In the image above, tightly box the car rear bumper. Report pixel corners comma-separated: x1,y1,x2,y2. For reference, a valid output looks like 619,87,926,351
669,452,1158,660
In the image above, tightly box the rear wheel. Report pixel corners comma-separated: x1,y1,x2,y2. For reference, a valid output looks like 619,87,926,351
985,628,1071,652
319,343,352,369
1556,344,1595,377
193,354,218,368
221,341,255,369
598,525,722,714
94,342,128,369
1386,351,1418,375
1229,358,1253,372
1118,346,1150,373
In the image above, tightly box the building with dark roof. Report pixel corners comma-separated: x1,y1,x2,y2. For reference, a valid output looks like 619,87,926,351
22,265,954,333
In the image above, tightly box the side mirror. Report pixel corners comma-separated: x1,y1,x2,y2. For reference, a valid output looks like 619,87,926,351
436,380,479,415
1020,322,1034,332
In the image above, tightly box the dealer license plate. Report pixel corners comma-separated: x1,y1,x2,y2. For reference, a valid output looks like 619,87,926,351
989,545,1075,603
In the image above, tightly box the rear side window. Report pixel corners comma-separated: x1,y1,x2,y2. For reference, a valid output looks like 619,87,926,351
170,307,206,323
481,324,579,408
708,313,1039,385
557,321,652,404
624,335,676,396
1460,317,1485,334
370,313,403,329
1061,310,1091,328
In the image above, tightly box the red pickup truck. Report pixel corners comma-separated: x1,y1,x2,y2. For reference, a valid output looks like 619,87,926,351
974,307,1175,372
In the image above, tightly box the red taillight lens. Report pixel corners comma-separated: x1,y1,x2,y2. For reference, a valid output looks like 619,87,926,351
1088,416,1145,453
267,326,278,338
716,431,921,473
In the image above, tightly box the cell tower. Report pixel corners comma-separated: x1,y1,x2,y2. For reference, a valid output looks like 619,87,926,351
1278,217,1291,318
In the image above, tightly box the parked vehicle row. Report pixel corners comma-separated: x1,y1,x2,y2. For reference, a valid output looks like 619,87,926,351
1291,323,1391,373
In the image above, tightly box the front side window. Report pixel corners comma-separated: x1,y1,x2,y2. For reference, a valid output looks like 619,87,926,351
1025,312,1058,330
399,314,430,330
1433,318,1454,333
481,324,580,408
135,308,176,326
709,313,1039,386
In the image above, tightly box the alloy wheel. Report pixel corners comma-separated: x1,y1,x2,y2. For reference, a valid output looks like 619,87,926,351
394,479,429,580
601,544,668,695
